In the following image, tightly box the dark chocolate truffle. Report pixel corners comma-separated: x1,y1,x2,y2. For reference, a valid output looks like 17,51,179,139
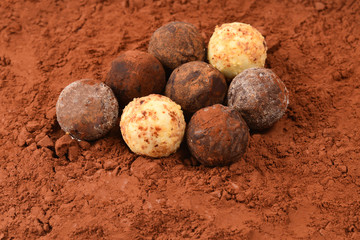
227,68,289,130
165,61,227,114
148,22,205,70
186,104,249,167
105,50,166,106
56,79,119,141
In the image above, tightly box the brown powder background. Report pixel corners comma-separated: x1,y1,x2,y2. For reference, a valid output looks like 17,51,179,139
0,0,359,239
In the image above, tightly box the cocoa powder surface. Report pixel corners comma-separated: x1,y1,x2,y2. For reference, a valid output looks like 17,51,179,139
0,0,360,239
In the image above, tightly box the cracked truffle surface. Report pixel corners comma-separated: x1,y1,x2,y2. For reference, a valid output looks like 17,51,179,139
148,22,205,70
186,104,249,166
56,79,119,141
227,68,289,130
120,94,186,158
165,61,227,114
208,22,267,80
105,50,166,107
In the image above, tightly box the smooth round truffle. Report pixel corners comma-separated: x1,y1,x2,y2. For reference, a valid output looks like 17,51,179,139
56,79,119,141
186,104,249,167
227,68,289,130
208,22,267,80
165,61,227,114
120,94,186,158
105,50,166,106
148,21,205,70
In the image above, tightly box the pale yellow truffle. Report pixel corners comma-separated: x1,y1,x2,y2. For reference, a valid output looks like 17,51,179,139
208,22,267,80
120,94,186,158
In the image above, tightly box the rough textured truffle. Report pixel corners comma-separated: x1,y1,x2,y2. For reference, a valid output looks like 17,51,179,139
148,21,205,70
186,104,249,167
165,61,227,114
208,22,267,81
56,79,119,141
105,50,166,107
227,68,289,130
120,94,186,158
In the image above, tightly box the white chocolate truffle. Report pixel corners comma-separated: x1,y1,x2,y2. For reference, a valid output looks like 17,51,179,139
208,22,267,80
120,94,186,158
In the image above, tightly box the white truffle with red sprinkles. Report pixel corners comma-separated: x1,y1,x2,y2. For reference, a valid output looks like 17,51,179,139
120,94,186,158
208,22,267,81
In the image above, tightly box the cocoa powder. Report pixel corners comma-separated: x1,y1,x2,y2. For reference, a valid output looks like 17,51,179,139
1,0,360,239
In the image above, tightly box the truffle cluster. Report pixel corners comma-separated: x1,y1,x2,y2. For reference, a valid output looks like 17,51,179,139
56,21,289,167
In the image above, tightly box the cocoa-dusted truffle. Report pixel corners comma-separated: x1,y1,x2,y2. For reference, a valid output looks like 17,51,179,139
165,61,227,114
56,79,119,141
120,94,186,158
148,22,205,70
186,104,249,167
105,50,166,107
227,68,289,130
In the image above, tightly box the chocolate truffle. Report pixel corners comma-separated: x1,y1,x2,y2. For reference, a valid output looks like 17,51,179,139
148,21,205,70
208,22,267,81
56,79,119,141
227,68,289,130
165,61,227,114
186,104,249,167
120,94,186,158
105,50,166,107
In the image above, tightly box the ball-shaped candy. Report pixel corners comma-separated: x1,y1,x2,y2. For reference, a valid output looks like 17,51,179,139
165,61,227,114
120,94,186,158
227,68,289,130
148,22,205,70
186,104,249,166
105,50,166,107
208,22,267,81
56,79,119,141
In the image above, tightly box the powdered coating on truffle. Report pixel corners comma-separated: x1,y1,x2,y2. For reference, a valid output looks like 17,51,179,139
105,50,166,106
186,104,249,167
165,61,227,113
208,22,267,80
120,94,186,158
148,22,205,70
56,79,119,141
227,68,289,130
